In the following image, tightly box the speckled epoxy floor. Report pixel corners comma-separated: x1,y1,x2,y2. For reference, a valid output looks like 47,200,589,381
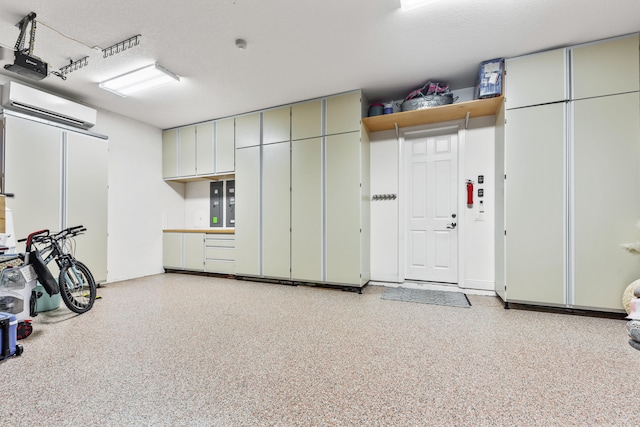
1,273,638,426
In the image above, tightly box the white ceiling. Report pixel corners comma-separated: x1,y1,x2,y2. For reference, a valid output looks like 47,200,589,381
0,0,639,130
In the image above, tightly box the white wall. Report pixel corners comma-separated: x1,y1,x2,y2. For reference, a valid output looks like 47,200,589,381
184,180,211,228
461,116,495,290
369,116,496,291
92,109,184,282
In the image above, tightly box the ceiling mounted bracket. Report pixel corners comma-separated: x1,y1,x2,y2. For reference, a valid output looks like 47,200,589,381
13,12,37,54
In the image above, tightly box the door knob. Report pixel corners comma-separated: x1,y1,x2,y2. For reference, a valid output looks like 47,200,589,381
447,222,457,229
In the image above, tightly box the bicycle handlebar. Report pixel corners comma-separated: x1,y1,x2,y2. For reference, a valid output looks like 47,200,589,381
18,229,50,250
19,225,87,249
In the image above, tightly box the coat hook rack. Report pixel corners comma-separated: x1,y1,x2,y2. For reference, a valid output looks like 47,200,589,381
372,194,397,201
102,34,141,59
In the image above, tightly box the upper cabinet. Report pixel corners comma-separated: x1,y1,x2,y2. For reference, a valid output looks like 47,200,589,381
163,90,364,180
196,122,214,176
505,48,569,109
235,112,261,149
163,118,236,180
215,118,235,173
179,125,197,176
326,91,362,135
162,128,179,179
263,106,291,145
292,99,322,140
571,33,640,100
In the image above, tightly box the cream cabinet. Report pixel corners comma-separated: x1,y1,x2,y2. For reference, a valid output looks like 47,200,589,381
290,130,370,286
162,128,179,178
291,138,323,282
504,103,566,305
292,99,322,140
501,33,640,312
163,232,182,269
325,131,370,286
163,119,235,180
504,47,568,109
205,235,235,274
196,122,215,175
179,125,197,176
163,232,235,274
571,33,639,100
215,118,235,173
162,232,204,271
232,90,370,288
572,92,640,310
234,146,261,276
262,141,291,279
326,91,362,135
263,106,290,145
235,112,261,149
183,233,205,271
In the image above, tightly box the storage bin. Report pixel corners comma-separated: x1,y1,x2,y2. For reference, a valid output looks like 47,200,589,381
476,58,503,99
34,284,61,312
0,265,37,321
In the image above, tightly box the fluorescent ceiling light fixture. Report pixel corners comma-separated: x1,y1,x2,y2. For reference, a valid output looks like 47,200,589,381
99,63,180,97
400,0,441,11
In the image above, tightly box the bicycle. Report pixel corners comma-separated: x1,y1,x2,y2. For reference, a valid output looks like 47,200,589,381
19,225,97,314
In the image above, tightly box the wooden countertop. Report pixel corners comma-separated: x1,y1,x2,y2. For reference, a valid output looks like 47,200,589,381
164,229,235,234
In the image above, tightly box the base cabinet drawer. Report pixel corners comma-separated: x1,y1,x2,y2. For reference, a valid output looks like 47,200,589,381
206,260,235,274
206,246,235,260
205,235,235,274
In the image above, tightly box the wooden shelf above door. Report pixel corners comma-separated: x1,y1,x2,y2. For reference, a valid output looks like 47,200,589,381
362,96,504,132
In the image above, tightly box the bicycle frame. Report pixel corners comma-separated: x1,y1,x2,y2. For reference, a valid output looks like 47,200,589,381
19,225,97,314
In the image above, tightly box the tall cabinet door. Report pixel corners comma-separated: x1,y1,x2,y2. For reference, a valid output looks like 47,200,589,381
67,132,109,283
262,142,290,278
505,103,566,305
326,132,362,285
3,115,62,245
573,92,640,310
291,138,323,282
235,146,261,275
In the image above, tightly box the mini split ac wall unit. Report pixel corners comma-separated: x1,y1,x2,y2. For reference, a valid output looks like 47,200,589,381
1,81,97,129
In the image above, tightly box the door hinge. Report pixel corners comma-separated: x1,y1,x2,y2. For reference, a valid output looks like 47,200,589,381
504,230,507,236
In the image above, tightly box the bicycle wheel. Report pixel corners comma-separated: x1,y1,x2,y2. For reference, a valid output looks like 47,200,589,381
58,260,96,314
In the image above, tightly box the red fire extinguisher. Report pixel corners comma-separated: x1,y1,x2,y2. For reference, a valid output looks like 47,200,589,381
466,180,474,207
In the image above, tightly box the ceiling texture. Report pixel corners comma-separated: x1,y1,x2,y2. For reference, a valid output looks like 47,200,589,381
0,0,639,130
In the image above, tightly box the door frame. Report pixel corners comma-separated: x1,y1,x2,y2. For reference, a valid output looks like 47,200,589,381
398,121,466,286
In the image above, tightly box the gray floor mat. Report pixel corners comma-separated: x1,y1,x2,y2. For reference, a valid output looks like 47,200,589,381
381,287,471,308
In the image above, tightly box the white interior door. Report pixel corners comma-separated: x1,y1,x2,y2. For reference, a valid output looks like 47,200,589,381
404,132,458,283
